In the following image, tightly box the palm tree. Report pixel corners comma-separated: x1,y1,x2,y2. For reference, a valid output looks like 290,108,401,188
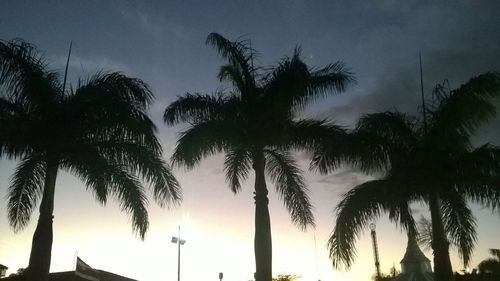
164,32,355,281
0,39,181,281
312,72,500,281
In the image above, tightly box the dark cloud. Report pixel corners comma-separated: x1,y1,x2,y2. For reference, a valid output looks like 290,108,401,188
320,1,500,133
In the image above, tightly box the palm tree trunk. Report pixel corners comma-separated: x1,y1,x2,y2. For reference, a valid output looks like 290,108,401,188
429,192,454,281
27,159,59,281
253,151,272,281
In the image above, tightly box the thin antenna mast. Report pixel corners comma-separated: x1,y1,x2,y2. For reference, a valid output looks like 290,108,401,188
73,251,78,270
314,231,320,281
419,52,427,133
249,39,255,81
62,41,73,95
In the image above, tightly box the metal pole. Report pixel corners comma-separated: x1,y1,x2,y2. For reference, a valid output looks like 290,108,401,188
177,226,181,281
62,41,72,96
419,52,427,134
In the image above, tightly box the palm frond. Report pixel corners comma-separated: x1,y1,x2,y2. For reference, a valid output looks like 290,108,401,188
83,141,182,207
108,169,150,239
0,97,33,159
429,71,500,142
224,147,251,193
263,49,354,110
7,154,46,231
262,49,310,110
68,74,160,152
354,111,418,171
164,92,236,125
455,144,500,179
356,111,418,145
264,149,314,230
454,145,500,212
206,33,256,93
218,64,247,93
60,148,110,204
75,72,153,109
0,39,61,109
172,119,236,168
328,179,416,269
61,150,150,239
441,190,477,266
109,143,182,203
292,119,348,150
280,119,354,174
307,61,355,101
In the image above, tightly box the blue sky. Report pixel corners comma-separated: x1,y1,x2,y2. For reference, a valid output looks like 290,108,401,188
1,1,500,280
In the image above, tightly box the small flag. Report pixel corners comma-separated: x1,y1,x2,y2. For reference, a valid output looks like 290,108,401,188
75,257,100,281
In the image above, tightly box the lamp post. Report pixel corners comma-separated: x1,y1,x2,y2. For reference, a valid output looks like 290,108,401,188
171,226,186,281
219,272,223,281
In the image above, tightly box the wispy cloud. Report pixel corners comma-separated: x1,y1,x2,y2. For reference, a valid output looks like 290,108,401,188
317,168,376,194
120,7,189,41
321,1,500,130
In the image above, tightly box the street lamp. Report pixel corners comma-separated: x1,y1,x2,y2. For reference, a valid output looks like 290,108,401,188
171,226,186,281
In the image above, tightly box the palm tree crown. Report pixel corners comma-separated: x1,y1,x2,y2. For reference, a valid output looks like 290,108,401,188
312,72,500,281
164,32,355,281
0,39,181,280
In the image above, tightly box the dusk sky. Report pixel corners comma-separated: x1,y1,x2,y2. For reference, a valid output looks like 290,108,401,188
1,1,500,281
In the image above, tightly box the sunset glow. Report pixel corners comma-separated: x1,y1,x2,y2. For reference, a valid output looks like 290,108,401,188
1,1,500,281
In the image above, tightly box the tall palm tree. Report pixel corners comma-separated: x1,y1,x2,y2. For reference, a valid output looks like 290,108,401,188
0,39,181,281
312,72,500,281
164,32,355,281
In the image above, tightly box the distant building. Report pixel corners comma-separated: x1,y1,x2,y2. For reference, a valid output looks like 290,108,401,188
2,257,136,281
2,270,137,281
393,234,434,281
0,264,8,278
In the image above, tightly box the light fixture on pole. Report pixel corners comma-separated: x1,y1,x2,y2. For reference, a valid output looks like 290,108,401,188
171,226,186,281
219,272,223,281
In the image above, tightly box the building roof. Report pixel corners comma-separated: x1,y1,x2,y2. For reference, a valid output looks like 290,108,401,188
0,264,8,270
394,233,434,281
2,270,137,281
401,235,430,264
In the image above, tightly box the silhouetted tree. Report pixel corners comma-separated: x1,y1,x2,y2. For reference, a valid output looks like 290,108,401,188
416,216,435,252
478,249,500,276
0,39,181,281
372,272,397,281
416,215,466,257
8,268,26,277
312,72,500,281
164,32,354,281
